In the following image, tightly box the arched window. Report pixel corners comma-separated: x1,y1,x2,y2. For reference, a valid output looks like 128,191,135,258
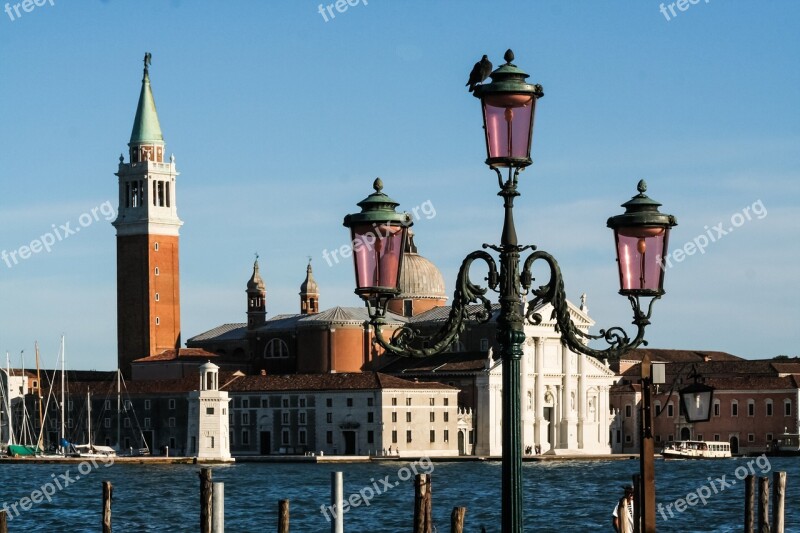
765,399,773,417
264,339,290,359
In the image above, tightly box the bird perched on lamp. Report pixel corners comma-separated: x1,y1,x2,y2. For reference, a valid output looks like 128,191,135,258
466,54,492,92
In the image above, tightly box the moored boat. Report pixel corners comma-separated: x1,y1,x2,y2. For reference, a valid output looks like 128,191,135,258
765,432,800,456
661,440,731,459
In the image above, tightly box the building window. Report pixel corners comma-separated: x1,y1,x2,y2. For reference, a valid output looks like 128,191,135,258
696,434,703,441
480,338,489,351
713,434,720,441
242,430,250,445
625,435,631,443
748,433,755,442
406,412,411,423
169,399,176,410
713,401,720,417
430,430,436,443
206,407,214,415
444,412,449,422
169,417,176,428
326,431,333,444
785,400,792,417
242,399,249,408
104,400,110,410
625,405,632,418
242,413,250,425
430,412,435,422
367,397,374,407
392,430,398,444
406,430,412,443
261,398,269,408
444,430,449,443
299,429,307,445
327,398,333,408
154,242,159,251
155,316,160,325
144,417,151,428
299,412,307,425
667,403,674,417
102,418,109,428
767,433,773,442
444,398,449,406
403,299,413,317
731,401,738,417
391,398,397,406
391,412,397,423
367,431,374,444
264,339,290,359
282,430,290,445
327,413,332,424
155,293,160,302
748,401,755,417
766,400,773,417
429,398,435,406
299,398,306,408
406,398,412,406
347,398,353,407
154,267,159,276
282,398,289,408
282,412,289,425
367,412,374,423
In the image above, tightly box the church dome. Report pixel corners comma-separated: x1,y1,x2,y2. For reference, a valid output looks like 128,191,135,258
396,232,446,300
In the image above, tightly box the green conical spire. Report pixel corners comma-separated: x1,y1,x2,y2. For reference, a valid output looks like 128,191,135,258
129,52,163,144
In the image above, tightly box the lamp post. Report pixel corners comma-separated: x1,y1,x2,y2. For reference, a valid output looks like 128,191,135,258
639,355,666,533
343,49,677,532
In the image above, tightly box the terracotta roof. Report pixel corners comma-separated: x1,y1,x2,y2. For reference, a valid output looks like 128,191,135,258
621,349,743,364
223,372,457,392
132,348,219,364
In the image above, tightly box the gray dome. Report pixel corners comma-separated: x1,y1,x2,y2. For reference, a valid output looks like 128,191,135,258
397,233,446,300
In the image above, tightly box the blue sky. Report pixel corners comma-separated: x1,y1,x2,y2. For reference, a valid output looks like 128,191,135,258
1,1,798,370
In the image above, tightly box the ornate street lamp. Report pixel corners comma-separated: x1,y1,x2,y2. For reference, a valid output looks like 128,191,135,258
679,367,714,423
343,49,677,533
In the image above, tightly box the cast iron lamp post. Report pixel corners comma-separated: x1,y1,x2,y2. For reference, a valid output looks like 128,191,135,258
343,49,677,532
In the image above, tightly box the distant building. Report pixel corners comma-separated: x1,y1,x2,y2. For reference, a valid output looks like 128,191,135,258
610,350,800,455
187,362,232,461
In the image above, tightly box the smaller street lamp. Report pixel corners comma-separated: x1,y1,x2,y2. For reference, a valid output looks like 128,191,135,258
679,367,715,423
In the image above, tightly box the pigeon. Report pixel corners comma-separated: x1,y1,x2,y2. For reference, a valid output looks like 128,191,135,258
466,55,492,92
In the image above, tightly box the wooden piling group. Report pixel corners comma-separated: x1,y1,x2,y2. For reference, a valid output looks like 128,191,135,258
744,471,788,533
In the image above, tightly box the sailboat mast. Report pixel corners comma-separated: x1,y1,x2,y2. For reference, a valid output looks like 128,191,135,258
60,336,65,451
87,388,91,446
117,369,121,450
35,342,43,449
5,352,13,446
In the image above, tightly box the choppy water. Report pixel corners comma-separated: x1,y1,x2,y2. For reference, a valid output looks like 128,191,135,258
1,456,798,532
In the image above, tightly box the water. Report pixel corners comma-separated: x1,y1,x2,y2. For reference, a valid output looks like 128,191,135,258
1,456,799,532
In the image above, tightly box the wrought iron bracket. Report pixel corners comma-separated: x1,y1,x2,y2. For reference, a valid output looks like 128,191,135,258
521,249,659,360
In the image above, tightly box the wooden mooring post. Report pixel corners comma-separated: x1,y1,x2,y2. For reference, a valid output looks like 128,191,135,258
745,474,756,533
414,473,432,533
450,506,466,533
331,471,343,533
0,509,8,533
772,471,786,533
278,499,290,533
758,476,770,533
200,468,213,533
102,481,113,533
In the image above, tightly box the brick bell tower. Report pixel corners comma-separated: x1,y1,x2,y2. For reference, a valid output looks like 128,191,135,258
113,53,183,377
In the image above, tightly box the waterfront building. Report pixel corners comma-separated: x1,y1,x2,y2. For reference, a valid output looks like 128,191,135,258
610,350,800,455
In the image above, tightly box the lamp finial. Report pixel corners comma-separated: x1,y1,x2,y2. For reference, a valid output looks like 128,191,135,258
373,177,383,193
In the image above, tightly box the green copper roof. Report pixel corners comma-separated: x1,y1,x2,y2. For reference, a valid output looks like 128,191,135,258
129,59,163,144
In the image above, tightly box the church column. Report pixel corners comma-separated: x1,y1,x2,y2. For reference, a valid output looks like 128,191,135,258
561,344,576,449
521,339,534,452
534,337,547,450
577,353,587,449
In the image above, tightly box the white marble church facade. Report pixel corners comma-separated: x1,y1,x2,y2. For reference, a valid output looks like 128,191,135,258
474,300,616,456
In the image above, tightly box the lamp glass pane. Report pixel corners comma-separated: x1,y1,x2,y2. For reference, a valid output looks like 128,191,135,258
482,95,535,164
683,390,713,422
350,223,405,292
614,227,668,293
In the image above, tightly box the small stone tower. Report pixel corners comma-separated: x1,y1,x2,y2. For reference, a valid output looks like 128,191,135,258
186,361,232,461
299,260,319,315
247,258,266,329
